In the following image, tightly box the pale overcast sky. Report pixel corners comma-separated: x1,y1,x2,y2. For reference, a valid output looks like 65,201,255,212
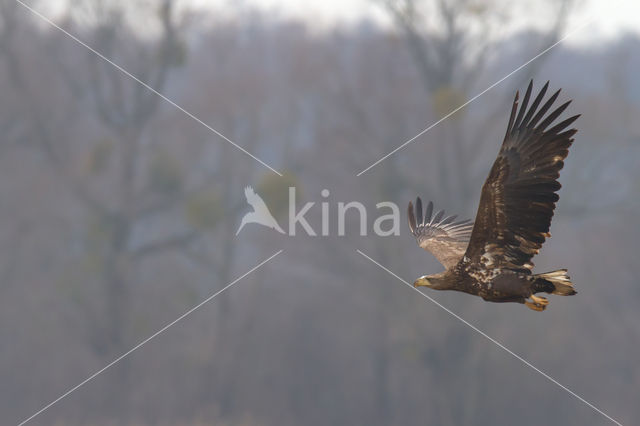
187,0,640,45
36,0,640,45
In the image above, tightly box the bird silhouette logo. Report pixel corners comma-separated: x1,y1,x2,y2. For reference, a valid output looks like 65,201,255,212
236,186,285,235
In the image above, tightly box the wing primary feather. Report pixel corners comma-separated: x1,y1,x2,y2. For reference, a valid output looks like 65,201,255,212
451,219,471,227
425,201,433,224
407,201,416,234
545,114,580,135
513,80,533,129
504,91,519,141
529,88,561,128
538,100,571,130
433,209,445,224
555,128,578,140
521,81,549,127
416,197,423,225
440,214,457,225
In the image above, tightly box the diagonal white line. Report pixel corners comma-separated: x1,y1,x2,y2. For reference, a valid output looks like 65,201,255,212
17,250,283,426
14,0,283,177
356,15,596,176
356,249,622,426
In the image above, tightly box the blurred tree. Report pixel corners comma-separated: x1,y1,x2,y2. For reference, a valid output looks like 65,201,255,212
377,0,574,202
257,171,299,219
0,0,193,418
1,2,637,425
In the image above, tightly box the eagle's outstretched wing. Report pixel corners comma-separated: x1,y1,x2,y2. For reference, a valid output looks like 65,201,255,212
464,81,579,272
408,198,474,268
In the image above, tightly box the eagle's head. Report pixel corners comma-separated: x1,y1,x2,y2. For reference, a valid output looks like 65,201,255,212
413,274,448,290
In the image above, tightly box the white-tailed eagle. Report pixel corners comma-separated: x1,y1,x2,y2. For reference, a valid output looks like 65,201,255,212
408,81,578,311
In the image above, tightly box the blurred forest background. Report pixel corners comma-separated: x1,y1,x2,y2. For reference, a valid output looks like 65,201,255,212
1,0,639,424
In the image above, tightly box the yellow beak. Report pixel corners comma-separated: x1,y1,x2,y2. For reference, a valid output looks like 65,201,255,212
413,277,430,288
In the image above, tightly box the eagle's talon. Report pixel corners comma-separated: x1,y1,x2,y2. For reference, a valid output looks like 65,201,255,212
525,295,549,311
531,294,549,305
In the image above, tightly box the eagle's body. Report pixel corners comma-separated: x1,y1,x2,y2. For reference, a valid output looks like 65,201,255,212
409,81,578,311
427,261,567,302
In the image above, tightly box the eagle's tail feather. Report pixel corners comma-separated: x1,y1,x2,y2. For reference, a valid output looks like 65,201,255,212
534,269,576,296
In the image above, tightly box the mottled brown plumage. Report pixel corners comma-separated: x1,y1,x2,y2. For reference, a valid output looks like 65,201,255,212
410,81,578,311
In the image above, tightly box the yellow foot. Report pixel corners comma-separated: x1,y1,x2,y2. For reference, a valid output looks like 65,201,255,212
525,295,549,311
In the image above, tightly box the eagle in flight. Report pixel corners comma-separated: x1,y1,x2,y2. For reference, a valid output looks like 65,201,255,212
408,81,578,311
